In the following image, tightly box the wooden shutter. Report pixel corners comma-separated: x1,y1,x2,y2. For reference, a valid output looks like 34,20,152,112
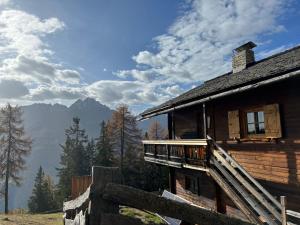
264,104,282,138
228,110,240,139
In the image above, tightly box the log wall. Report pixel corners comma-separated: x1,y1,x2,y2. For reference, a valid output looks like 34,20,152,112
172,77,300,211
174,168,248,220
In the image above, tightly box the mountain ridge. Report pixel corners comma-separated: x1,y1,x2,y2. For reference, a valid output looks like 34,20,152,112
3,98,166,211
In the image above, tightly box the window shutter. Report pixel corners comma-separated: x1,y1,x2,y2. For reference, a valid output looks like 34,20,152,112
264,104,282,138
228,110,240,139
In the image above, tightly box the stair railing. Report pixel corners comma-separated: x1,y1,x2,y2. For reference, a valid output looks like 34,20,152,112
207,135,282,214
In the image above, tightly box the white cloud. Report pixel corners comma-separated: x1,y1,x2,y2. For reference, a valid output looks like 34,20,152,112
0,10,64,59
0,79,29,98
0,8,83,104
86,80,170,108
113,0,288,111
0,0,290,112
30,86,85,101
0,0,10,6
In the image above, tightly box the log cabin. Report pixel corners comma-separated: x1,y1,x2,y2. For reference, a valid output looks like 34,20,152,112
139,42,300,225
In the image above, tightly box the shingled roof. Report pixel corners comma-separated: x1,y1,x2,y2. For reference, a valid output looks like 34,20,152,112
140,44,300,118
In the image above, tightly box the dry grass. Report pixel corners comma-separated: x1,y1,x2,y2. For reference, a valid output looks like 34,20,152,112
0,207,165,225
0,213,63,225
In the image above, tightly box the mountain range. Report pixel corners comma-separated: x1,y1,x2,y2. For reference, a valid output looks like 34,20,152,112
2,98,166,210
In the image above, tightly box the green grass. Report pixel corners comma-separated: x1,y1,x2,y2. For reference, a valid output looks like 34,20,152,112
0,207,165,225
120,206,166,224
0,213,63,225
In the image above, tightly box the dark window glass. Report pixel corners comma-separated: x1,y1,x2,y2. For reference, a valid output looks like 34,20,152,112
185,176,198,195
247,111,265,135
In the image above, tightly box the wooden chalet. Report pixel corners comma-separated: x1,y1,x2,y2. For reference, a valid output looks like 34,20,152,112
139,42,300,225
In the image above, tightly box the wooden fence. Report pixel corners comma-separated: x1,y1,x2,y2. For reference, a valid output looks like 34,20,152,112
71,175,92,199
63,166,255,225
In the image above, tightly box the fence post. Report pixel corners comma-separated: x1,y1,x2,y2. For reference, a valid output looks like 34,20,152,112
280,196,287,225
88,166,121,225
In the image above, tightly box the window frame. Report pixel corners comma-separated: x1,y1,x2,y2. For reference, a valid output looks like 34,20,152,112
241,106,266,139
185,176,199,195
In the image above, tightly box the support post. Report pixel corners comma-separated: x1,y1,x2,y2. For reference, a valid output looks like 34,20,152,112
169,167,176,194
203,103,207,138
281,196,287,225
172,110,175,139
89,166,121,225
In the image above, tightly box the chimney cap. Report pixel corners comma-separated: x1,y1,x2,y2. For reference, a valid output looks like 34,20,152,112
234,41,257,52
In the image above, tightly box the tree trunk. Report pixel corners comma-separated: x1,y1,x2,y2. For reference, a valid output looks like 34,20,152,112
4,148,9,214
4,106,12,214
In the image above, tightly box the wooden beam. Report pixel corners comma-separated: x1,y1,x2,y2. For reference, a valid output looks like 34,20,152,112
203,103,207,138
102,183,255,225
142,139,208,146
280,196,287,225
89,166,122,225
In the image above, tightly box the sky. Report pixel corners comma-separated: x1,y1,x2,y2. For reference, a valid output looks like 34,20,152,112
0,0,299,113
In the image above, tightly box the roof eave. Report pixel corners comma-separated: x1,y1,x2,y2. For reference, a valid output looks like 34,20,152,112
139,69,300,121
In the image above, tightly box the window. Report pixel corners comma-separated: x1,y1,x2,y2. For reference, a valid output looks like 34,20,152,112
246,111,265,135
228,104,282,140
185,176,198,195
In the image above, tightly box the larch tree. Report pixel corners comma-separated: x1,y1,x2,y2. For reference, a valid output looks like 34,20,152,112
0,103,31,214
148,120,168,140
142,120,169,191
107,105,142,174
95,120,115,167
56,117,88,202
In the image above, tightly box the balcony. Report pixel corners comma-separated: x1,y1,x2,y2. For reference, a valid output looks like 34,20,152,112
142,139,210,171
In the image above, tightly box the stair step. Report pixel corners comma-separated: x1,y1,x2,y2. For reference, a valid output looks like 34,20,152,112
212,158,279,225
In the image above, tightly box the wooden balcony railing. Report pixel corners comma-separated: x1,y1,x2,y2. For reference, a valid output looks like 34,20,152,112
142,139,210,169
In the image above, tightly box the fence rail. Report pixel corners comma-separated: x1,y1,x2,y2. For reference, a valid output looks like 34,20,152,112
63,166,255,225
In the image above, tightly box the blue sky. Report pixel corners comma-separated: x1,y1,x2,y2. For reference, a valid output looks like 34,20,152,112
0,0,299,113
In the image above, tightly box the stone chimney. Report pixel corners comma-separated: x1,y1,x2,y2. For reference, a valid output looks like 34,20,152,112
232,41,256,73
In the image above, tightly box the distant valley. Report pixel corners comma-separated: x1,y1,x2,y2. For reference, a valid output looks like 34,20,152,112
3,98,166,210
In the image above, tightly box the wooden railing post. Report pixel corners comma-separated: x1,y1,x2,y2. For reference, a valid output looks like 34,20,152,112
89,166,121,225
167,144,170,160
183,145,187,163
206,139,212,167
281,196,287,225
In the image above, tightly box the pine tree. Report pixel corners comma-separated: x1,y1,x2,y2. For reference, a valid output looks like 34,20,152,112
85,138,96,173
42,175,57,211
95,121,114,167
0,103,32,214
56,117,88,202
28,166,57,213
28,166,44,213
123,144,142,187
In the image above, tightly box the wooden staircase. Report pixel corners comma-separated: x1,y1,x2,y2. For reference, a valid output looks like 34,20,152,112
208,136,283,225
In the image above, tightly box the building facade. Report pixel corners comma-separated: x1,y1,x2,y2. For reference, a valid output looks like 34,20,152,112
140,42,300,224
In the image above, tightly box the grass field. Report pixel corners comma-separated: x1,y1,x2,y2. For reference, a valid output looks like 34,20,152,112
0,207,165,225
0,213,63,225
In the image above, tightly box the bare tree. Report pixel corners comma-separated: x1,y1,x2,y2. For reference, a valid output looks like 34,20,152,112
148,120,167,140
0,103,32,214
